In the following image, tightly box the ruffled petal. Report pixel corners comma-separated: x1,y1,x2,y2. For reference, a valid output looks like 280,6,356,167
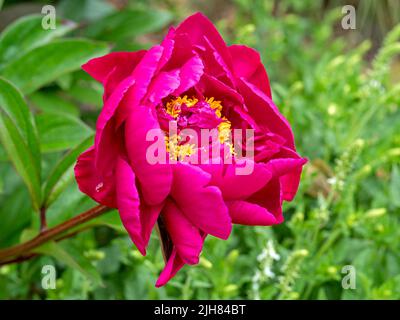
162,199,203,264
260,146,307,202
155,248,185,287
115,156,145,255
171,162,231,239
158,27,175,71
174,54,204,95
227,200,277,225
176,12,232,69
74,146,116,208
200,160,272,200
249,178,283,223
146,69,181,104
237,77,295,149
82,51,146,85
125,108,172,206
229,45,272,98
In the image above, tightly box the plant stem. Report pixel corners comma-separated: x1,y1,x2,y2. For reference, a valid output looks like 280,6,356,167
0,204,112,263
0,253,37,266
40,206,47,232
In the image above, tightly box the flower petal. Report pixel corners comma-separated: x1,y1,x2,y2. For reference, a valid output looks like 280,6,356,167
115,156,145,255
237,77,295,149
248,178,283,223
265,147,307,201
174,54,204,95
146,69,181,104
74,146,116,208
125,108,172,206
82,51,146,84
229,45,272,98
200,160,272,200
171,163,231,239
227,200,277,225
162,199,203,264
176,12,232,69
155,248,185,287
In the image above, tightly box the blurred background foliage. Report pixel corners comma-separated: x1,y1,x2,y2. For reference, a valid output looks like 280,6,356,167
0,0,399,300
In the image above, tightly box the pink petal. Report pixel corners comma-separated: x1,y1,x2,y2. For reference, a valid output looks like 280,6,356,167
229,45,272,98
249,178,283,223
171,163,231,239
267,147,307,201
115,156,145,255
174,54,204,95
162,199,203,265
237,77,295,149
82,51,146,84
196,74,258,130
102,51,147,101
124,108,172,206
74,146,116,208
146,69,181,104
195,36,234,87
155,248,185,287
94,46,164,173
227,200,277,225
176,12,232,69
158,27,176,71
141,202,163,250
200,161,272,200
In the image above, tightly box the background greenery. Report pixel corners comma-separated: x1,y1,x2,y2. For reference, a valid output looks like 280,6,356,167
0,0,399,300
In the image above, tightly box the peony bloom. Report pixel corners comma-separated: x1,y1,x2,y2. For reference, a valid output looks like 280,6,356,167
74,12,306,287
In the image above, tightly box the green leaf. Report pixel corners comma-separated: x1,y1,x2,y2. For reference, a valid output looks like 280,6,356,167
71,209,123,234
85,9,172,41
0,77,41,209
43,135,93,207
58,0,115,22
1,39,109,94
0,15,76,68
29,91,80,116
67,79,103,107
35,241,102,286
0,186,32,247
36,112,93,153
390,165,400,208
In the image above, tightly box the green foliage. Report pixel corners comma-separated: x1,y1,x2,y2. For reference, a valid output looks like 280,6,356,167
0,78,41,210
0,0,399,300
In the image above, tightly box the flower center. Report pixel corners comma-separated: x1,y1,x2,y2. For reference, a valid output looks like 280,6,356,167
157,95,232,160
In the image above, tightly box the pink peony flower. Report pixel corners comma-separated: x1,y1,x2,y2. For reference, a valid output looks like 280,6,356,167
74,12,306,287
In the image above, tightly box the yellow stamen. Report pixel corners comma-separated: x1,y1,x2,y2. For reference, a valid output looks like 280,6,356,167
217,117,232,144
206,97,223,118
164,95,234,160
165,134,195,160
165,95,198,118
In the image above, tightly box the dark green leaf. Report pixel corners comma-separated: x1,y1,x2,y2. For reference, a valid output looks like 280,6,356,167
35,241,102,286
0,77,41,209
58,0,115,22
43,135,93,207
0,186,32,247
1,39,109,94
0,15,76,68
85,9,172,41
36,112,93,153
29,91,80,116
